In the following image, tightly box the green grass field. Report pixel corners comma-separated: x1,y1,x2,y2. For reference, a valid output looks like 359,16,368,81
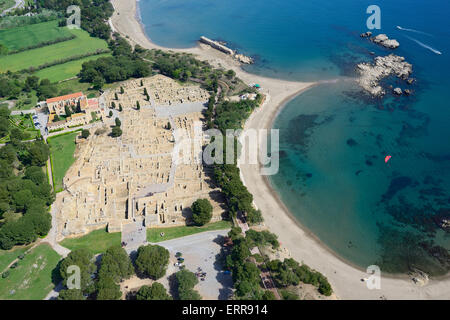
35,53,111,83
0,20,73,52
60,228,121,255
0,244,61,300
0,27,108,72
0,246,30,273
48,131,80,192
147,220,232,243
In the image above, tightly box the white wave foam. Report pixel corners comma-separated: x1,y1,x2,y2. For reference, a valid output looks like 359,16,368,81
404,35,442,55
396,25,432,37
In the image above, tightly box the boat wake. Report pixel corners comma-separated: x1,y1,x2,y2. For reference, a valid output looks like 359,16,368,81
404,35,442,55
396,25,432,37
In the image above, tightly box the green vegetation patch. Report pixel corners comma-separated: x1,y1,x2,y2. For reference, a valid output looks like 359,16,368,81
0,244,61,300
147,220,231,243
35,53,112,83
0,0,15,13
60,228,121,255
0,28,108,72
0,246,30,273
48,131,80,192
0,20,72,52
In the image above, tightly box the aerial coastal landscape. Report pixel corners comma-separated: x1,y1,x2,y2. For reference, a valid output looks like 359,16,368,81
0,0,449,305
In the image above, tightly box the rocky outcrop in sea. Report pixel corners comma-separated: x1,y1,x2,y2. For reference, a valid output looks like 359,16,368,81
360,32,400,49
356,54,413,97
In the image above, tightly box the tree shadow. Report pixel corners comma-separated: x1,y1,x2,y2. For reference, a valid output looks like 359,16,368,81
212,235,233,300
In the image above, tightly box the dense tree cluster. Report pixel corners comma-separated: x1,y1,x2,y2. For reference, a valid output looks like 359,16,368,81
0,140,53,250
224,234,264,300
37,0,114,39
59,248,96,295
136,282,172,300
135,244,170,280
79,36,150,86
174,269,201,300
267,258,332,296
191,198,213,226
0,75,58,101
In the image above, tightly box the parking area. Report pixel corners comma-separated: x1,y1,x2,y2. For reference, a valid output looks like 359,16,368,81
158,229,233,300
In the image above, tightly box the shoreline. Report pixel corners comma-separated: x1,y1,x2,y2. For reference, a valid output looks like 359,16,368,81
110,0,450,299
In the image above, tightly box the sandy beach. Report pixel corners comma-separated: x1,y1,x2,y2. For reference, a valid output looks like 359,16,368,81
110,0,450,299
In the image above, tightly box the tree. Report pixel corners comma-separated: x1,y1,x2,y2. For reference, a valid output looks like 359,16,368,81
109,110,113,117
118,104,123,112
64,105,72,117
247,209,263,225
191,198,213,226
115,117,121,127
98,245,134,283
58,289,85,300
175,269,201,300
136,283,172,300
111,101,116,109
262,290,276,300
226,69,236,79
111,126,122,137
114,92,118,100
81,129,90,139
136,101,140,110
96,275,122,300
92,76,105,90
25,141,50,166
60,249,96,294
140,79,143,86
135,244,169,279
120,86,124,94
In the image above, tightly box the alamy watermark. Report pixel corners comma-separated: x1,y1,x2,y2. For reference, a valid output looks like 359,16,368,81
366,5,381,30
365,265,381,290
66,5,81,29
66,265,81,290
172,121,279,175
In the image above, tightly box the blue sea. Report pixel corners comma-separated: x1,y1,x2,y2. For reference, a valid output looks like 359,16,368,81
139,0,450,275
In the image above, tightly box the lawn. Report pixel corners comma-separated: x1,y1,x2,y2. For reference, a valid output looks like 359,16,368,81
0,27,109,72
35,52,111,83
147,220,232,243
0,246,30,273
0,20,73,52
60,228,121,255
48,131,80,192
0,244,61,300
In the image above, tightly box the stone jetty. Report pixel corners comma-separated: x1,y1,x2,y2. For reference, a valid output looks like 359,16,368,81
199,36,254,64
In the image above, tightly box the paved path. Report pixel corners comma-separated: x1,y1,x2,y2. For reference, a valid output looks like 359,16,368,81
122,220,147,254
1,0,24,16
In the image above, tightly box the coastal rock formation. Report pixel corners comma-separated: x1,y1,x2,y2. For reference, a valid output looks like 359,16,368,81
393,87,403,95
356,54,413,97
372,34,400,49
361,32,400,49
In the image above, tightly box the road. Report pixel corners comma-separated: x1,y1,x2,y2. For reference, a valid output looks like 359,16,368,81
1,0,25,16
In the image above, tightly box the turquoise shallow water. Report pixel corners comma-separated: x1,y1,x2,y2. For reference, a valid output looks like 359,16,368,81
140,0,450,275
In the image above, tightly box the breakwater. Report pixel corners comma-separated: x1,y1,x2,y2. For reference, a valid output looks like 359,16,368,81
199,36,254,64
